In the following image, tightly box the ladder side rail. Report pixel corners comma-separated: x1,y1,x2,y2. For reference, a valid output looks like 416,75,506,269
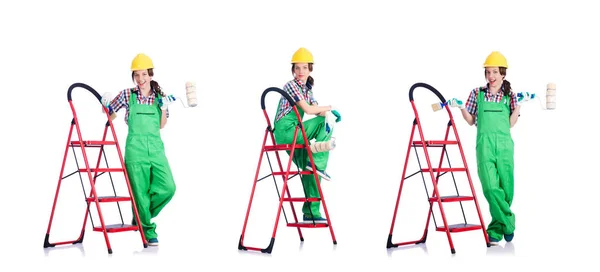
103,101,147,245
446,106,490,243
262,126,301,253
44,122,80,247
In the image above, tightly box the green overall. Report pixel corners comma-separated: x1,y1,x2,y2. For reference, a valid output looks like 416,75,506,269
125,92,176,240
475,90,515,241
273,105,332,218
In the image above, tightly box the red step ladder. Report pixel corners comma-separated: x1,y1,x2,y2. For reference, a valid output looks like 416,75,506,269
387,82,490,254
238,87,337,253
43,82,147,254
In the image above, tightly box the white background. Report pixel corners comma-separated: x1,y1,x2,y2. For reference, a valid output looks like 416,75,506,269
1,0,597,271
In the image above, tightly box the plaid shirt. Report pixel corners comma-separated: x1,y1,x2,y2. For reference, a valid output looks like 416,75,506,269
274,79,317,122
465,85,518,126
109,86,169,124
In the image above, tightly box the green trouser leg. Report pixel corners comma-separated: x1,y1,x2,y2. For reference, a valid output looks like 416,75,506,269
476,134,515,241
127,158,176,240
275,116,332,218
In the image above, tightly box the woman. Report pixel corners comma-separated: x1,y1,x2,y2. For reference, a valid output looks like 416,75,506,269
448,51,531,245
101,53,177,246
273,47,341,221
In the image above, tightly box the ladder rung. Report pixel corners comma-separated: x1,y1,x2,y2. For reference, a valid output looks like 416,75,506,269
93,224,138,233
436,223,482,233
421,167,466,173
282,197,321,202
87,196,132,202
79,168,124,173
287,222,328,228
70,140,117,147
429,195,474,202
271,171,313,176
412,140,458,147
264,144,306,151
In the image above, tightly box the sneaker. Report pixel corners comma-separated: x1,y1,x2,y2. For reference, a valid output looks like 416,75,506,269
303,214,327,221
504,233,514,242
306,161,331,181
489,237,500,246
148,238,159,246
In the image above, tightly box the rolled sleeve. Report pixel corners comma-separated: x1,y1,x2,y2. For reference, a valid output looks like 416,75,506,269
109,89,129,114
465,89,478,116
509,92,519,116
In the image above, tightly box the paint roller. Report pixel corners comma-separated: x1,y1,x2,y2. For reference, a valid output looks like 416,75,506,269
514,82,557,110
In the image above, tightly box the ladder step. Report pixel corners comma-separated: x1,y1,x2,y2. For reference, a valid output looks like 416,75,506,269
93,224,138,233
429,195,474,202
79,168,124,173
70,140,117,147
87,196,132,202
282,197,321,202
271,171,313,176
436,223,482,233
287,222,328,228
421,167,466,173
264,144,306,151
412,140,458,147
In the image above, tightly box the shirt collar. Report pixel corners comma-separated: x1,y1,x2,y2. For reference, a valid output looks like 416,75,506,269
293,78,312,91
133,85,157,96
484,83,505,96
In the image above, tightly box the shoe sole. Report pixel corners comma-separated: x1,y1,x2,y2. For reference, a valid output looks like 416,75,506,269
489,239,500,246
306,165,331,181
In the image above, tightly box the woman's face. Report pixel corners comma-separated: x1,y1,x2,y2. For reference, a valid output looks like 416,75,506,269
133,70,152,89
485,67,504,90
293,63,311,83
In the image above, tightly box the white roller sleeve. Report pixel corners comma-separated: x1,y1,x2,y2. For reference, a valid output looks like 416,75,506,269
546,83,556,110
185,81,198,107
310,138,336,154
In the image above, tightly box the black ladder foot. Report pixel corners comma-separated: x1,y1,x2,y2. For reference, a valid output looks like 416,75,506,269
261,238,275,254
386,234,396,248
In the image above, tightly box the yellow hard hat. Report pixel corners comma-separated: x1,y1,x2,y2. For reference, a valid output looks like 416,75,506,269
483,51,508,68
291,47,314,64
131,53,154,71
